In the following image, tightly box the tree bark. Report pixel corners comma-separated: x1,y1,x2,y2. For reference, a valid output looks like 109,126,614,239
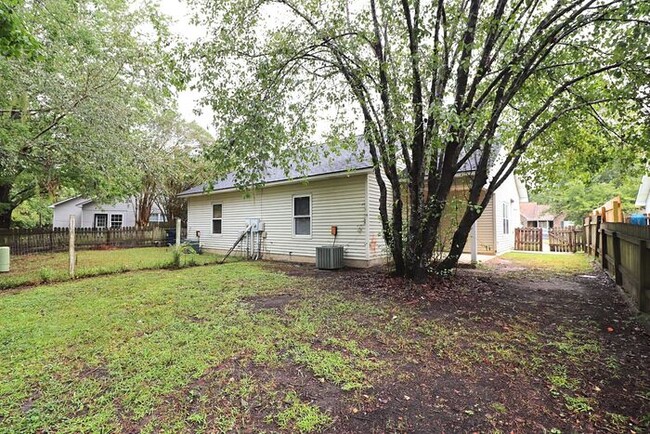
0,183,15,229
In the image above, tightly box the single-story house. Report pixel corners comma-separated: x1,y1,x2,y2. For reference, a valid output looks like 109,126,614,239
434,157,527,256
635,175,650,213
50,197,166,229
180,144,390,268
180,140,527,267
520,202,565,231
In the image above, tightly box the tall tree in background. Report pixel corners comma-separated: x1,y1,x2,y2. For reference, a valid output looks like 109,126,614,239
520,103,649,221
132,110,213,226
0,0,39,57
0,0,180,228
191,0,649,279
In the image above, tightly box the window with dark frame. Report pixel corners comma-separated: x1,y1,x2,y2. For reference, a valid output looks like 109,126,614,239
293,196,311,236
110,214,123,229
212,204,222,234
94,213,108,229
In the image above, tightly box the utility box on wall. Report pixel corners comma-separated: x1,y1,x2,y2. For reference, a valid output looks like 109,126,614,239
315,246,344,270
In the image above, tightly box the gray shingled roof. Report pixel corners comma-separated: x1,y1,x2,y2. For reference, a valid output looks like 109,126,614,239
178,138,483,197
178,137,374,197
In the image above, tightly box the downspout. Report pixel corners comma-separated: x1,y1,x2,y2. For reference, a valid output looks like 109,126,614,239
366,174,370,262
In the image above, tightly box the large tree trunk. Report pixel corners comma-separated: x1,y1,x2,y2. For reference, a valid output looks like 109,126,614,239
135,191,155,228
0,184,14,229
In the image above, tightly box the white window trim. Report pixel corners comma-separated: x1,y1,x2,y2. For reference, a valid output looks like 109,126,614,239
502,202,510,235
292,194,312,238
212,203,223,235
110,213,124,229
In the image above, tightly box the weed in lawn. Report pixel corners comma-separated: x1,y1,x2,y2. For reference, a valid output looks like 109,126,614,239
547,365,580,395
269,391,332,433
563,394,594,413
491,402,507,414
606,412,628,429
289,343,370,391
39,267,55,283
548,329,600,362
187,411,207,426
604,355,621,377
212,409,238,433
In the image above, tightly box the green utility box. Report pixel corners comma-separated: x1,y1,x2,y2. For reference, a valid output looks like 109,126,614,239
0,246,9,273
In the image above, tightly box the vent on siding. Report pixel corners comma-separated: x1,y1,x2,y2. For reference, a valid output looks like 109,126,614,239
315,246,344,270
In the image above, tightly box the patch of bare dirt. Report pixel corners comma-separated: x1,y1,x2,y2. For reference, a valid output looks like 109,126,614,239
244,293,299,313
265,260,650,432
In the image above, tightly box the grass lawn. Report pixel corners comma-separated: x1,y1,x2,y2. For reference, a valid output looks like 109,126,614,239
0,247,224,290
0,259,647,432
498,251,593,274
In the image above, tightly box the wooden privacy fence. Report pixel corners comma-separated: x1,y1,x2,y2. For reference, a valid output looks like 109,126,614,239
587,222,650,313
549,227,584,252
515,227,543,251
0,226,172,256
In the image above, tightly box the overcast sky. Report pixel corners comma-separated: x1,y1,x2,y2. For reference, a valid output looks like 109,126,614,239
157,0,214,133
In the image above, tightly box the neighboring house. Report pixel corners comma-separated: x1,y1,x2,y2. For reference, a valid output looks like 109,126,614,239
180,140,526,267
50,197,166,229
434,159,527,256
635,175,650,213
520,202,565,231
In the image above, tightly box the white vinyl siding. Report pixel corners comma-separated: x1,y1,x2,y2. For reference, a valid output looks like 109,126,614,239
53,196,165,228
366,173,391,260
82,202,136,228
493,173,522,254
51,197,84,228
187,174,372,261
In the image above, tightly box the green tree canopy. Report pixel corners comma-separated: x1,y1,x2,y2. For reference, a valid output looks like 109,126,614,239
0,0,181,228
130,108,214,226
190,0,649,278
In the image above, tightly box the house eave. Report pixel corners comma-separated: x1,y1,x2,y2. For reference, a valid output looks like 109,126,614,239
635,175,650,207
49,195,82,209
178,167,375,198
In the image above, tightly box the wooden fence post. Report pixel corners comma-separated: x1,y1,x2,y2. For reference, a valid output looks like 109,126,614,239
69,215,76,277
595,217,601,258
640,240,650,312
601,225,607,271
176,218,181,247
612,231,622,285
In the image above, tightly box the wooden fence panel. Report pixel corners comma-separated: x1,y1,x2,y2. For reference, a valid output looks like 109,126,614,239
0,226,174,256
549,227,585,253
591,223,650,313
515,227,543,251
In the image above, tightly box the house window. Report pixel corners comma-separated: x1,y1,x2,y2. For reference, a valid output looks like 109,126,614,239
293,196,311,236
111,214,123,229
150,212,165,223
212,204,222,234
502,202,510,234
94,213,108,229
